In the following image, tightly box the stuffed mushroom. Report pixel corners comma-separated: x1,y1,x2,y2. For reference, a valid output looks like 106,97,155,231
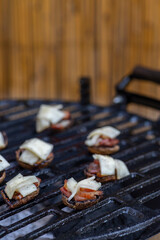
16,138,54,170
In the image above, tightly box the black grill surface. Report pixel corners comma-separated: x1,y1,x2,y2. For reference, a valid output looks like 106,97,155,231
0,99,159,240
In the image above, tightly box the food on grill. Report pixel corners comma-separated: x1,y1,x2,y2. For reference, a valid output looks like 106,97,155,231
16,138,54,170
0,155,10,184
60,176,103,210
85,126,120,154
36,104,72,133
1,173,41,209
0,131,8,150
84,154,130,183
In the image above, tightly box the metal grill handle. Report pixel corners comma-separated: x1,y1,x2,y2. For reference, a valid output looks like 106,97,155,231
116,65,160,110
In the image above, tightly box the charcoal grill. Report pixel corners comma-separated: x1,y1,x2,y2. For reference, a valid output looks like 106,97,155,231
0,66,160,240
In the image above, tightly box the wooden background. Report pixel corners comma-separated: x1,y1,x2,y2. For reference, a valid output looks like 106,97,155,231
0,0,159,119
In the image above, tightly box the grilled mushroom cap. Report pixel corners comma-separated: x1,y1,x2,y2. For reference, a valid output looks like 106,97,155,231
84,168,117,183
1,177,41,209
16,149,54,170
1,188,40,209
87,145,120,155
61,193,102,210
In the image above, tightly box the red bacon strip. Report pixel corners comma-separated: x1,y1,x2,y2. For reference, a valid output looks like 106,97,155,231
12,178,41,200
97,138,119,147
51,111,71,130
60,179,103,202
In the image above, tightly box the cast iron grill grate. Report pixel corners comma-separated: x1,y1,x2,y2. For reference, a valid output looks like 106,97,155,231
0,66,159,239
0,99,159,240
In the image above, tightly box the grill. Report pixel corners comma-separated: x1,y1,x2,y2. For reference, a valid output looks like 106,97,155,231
0,66,160,240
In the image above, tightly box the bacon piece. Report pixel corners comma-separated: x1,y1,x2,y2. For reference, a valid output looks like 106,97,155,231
12,179,41,200
63,111,71,120
51,123,65,130
13,192,23,200
97,138,119,147
64,179,68,190
60,186,71,198
75,190,102,201
80,188,96,192
93,159,99,164
51,111,71,130
61,180,103,202
74,195,89,201
87,162,100,174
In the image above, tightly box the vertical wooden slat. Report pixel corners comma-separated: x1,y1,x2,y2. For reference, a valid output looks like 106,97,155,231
0,0,159,119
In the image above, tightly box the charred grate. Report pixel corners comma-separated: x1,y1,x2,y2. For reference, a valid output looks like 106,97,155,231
0,98,159,240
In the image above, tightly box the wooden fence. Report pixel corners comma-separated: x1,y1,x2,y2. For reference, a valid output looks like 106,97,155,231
0,0,159,119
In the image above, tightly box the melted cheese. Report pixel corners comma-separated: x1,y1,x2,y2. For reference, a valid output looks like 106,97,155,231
19,150,39,165
5,174,39,199
67,177,77,193
0,155,10,172
67,176,101,201
20,138,53,161
6,173,23,186
85,126,120,146
36,104,65,132
36,118,50,133
85,135,100,147
115,159,130,179
5,174,24,199
93,154,116,176
0,132,5,148
18,184,37,197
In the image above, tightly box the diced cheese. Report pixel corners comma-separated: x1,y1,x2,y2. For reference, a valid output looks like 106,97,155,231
20,138,53,161
0,155,10,172
5,174,39,199
93,154,116,176
85,126,120,146
115,159,130,179
19,150,39,165
36,104,65,132
68,176,101,201
0,132,5,148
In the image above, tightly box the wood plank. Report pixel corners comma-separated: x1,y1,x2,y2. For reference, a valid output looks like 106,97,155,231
0,0,159,119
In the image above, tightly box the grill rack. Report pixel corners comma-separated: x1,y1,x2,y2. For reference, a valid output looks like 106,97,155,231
0,66,160,239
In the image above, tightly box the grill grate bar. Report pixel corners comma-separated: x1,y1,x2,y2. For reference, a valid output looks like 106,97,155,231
79,214,160,240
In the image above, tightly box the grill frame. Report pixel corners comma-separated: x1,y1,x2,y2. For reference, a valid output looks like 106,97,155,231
0,66,160,240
